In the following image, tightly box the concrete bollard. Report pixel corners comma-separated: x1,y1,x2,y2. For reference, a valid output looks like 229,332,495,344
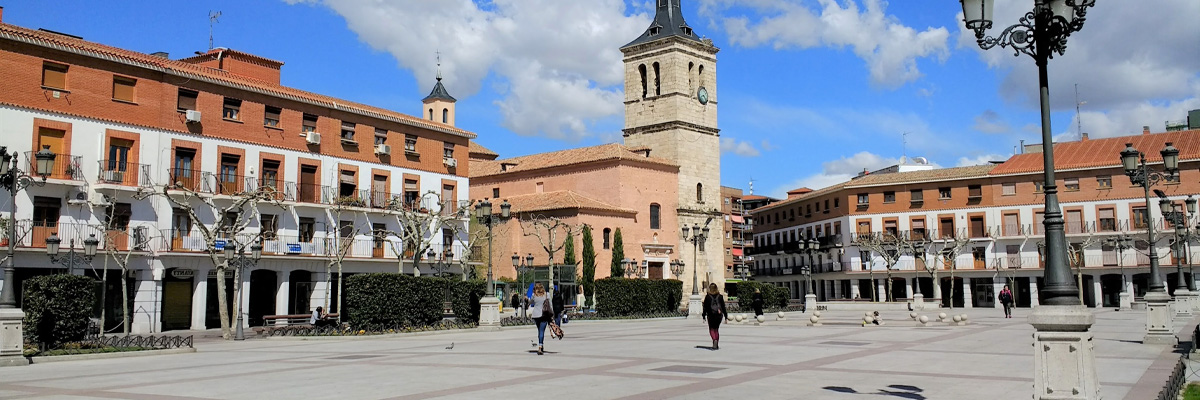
918,315,930,326
808,314,822,326
862,315,874,326
777,311,786,321
909,312,919,320
938,312,948,322
755,315,765,325
735,314,744,323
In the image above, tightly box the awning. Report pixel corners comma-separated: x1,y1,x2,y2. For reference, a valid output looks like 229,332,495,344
731,215,745,223
732,248,743,257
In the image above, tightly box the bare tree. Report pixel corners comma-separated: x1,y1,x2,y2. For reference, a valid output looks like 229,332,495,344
323,202,361,320
854,231,904,302
518,213,583,289
383,191,471,277
136,184,281,339
1066,232,1103,304
97,220,156,335
937,229,973,309
899,233,939,302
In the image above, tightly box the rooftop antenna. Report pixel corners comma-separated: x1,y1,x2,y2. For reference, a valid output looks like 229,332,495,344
208,11,222,50
1074,83,1086,138
748,178,755,195
901,131,910,159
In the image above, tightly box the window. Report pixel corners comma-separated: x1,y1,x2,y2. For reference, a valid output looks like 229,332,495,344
911,219,926,240
492,188,500,198
653,62,661,96
107,140,131,171
339,170,356,197
1132,206,1148,229
441,184,455,216
1003,213,1019,236
405,135,418,153
1099,208,1116,232
968,185,982,198
404,179,419,207
302,114,318,133
339,220,355,238
32,196,61,228
1034,180,1045,193
883,191,895,203
443,142,454,159
260,214,278,239
429,108,434,120
940,217,955,238
177,89,198,111
105,203,132,231
374,128,387,146
824,199,830,211
1166,174,1180,184
1064,178,1079,191
372,223,388,252
910,189,924,203
696,183,704,203
42,62,68,90
938,187,952,199
222,98,241,120
834,198,840,208
112,76,136,102
442,108,449,124
1002,182,1016,196
219,154,241,194
884,220,898,236
261,160,280,190
638,64,647,98
1097,176,1112,189
857,193,869,205
1034,211,1046,235
603,228,611,250
856,220,871,234
264,106,281,128
171,208,192,241
650,204,661,229
340,121,356,141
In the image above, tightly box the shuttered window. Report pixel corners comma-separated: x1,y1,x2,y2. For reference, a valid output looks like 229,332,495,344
177,89,198,111
42,62,68,90
264,106,281,127
112,76,136,102
222,97,241,120
302,114,318,133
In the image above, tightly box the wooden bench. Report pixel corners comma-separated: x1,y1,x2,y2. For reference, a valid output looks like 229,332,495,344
252,313,339,336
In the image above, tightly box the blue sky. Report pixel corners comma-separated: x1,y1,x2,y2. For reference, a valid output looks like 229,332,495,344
4,0,1197,198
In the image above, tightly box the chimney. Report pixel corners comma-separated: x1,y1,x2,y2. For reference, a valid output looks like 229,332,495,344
1081,132,1089,141
150,52,170,59
1020,140,1025,154
1143,125,1151,135
1,6,5,23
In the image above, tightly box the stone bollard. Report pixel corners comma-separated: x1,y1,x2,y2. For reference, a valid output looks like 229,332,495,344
777,311,786,321
726,314,734,322
755,314,765,325
808,314,822,326
960,314,969,325
862,315,874,327
909,312,919,320
918,315,930,326
938,312,948,322
951,315,963,326
735,314,745,323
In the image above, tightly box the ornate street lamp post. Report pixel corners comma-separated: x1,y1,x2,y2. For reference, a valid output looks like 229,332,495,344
225,242,262,341
1122,142,1184,344
512,253,534,319
799,238,819,312
0,145,54,367
1159,196,1198,316
960,1,1099,397
622,258,641,279
1104,234,1134,310
474,199,510,327
45,233,99,275
681,223,710,317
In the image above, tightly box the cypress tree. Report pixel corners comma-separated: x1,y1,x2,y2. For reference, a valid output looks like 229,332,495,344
581,226,596,308
610,228,625,277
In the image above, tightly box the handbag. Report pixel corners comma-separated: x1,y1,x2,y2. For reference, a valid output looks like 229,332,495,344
542,299,553,318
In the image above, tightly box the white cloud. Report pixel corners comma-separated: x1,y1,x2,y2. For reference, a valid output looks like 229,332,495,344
700,0,949,88
956,0,1200,136
287,0,649,140
769,151,900,197
956,154,1006,167
720,137,761,157
972,109,1010,134
760,139,778,152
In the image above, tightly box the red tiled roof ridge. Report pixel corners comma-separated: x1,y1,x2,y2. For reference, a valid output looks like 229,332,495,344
845,164,996,187
501,190,637,215
178,48,285,67
753,182,847,213
469,141,499,156
0,22,475,139
990,129,1200,176
470,143,677,178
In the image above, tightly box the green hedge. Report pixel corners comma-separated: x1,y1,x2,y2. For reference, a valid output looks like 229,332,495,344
23,274,96,347
731,281,790,311
344,274,485,328
594,278,683,317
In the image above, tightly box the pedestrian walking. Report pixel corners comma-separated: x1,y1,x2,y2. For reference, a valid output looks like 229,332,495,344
998,285,1014,318
702,283,727,350
751,288,764,317
529,283,554,355
551,285,567,340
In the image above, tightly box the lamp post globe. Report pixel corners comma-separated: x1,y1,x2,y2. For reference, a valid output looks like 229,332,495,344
83,234,99,258
45,233,61,257
33,146,56,178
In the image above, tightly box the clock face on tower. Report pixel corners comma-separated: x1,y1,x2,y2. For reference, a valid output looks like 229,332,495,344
697,86,709,105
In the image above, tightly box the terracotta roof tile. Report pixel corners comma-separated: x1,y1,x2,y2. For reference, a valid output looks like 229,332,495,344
502,190,637,215
846,165,996,187
469,141,499,160
753,182,847,213
0,23,475,139
990,130,1200,175
470,143,677,178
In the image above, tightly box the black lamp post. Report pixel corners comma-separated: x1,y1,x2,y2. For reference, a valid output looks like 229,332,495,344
670,259,684,279
474,198,511,297
1103,234,1134,294
512,252,534,318
681,223,710,296
622,258,641,279
226,242,262,341
961,0,1095,307
0,146,54,309
1121,142,1182,297
45,233,99,275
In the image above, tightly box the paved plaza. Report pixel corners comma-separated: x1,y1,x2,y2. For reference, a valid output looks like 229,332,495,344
0,308,1191,400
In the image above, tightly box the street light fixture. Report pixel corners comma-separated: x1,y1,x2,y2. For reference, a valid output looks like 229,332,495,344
682,222,710,317
512,252,534,318
227,241,262,341
1123,141,1185,344
0,146,54,366
1104,234,1134,310
44,233,99,275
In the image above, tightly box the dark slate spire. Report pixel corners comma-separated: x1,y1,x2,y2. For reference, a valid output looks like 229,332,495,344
423,53,456,103
622,0,701,48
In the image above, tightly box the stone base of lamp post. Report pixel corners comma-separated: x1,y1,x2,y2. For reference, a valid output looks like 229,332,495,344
804,294,817,313
0,308,29,367
1029,305,1100,400
912,294,925,311
478,296,501,329
1118,291,1132,311
1144,291,1177,345
1173,290,1194,319
688,294,702,317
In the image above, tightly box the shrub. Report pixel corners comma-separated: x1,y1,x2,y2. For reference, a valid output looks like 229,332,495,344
23,274,96,347
594,278,683,317
731,281,790,312
343,274,485,329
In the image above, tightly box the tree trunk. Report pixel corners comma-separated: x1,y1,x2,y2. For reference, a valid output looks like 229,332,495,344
232,261,243,338
121,268,130,335
215,261,231,339
100,254,108,335
336,260,344,323
885,268,893,302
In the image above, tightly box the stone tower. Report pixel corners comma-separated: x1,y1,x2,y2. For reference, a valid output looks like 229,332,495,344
423,61,457,127
621,0,724,302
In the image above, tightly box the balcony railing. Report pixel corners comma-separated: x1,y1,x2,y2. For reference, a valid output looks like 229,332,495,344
160,228,469,261
97,160,152,187
27,151,83,181
8,220,151,252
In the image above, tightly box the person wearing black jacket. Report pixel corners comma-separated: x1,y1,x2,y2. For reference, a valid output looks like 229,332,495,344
701,283,728,350
751,288,764,317
551,286,567,339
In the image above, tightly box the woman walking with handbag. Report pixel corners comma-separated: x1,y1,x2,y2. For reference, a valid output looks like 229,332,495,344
701,283,727,350
529,283,554,355
998,285,1014,318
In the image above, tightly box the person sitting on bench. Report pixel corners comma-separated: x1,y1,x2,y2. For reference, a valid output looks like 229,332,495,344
310,306,333,328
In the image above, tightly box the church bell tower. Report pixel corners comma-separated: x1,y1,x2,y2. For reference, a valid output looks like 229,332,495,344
621,0,724,300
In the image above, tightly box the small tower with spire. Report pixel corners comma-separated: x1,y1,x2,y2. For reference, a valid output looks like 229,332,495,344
422,52,457,126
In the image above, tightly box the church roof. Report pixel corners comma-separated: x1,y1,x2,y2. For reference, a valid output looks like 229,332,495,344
423,78,456,103
622,0,702,48
503,190,637,215
469,141,499,160
470,143,677,178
